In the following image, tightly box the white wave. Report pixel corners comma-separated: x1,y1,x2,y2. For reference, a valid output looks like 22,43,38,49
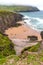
23,15,30,19
23,15,30,20
23,15,43,31
24,15,43,25
31,17,43,24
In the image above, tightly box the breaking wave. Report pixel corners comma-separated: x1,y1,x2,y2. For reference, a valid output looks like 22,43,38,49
23,15,43,32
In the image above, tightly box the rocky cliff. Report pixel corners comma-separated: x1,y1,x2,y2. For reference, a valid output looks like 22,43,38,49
0,11,23,33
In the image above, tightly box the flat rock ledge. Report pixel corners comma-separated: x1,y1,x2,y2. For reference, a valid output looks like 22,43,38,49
11,38,38,55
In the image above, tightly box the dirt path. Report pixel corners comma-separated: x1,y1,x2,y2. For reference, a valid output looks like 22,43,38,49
11,38,38,55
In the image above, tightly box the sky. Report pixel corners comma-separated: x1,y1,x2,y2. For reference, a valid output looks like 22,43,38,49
0,0,43,10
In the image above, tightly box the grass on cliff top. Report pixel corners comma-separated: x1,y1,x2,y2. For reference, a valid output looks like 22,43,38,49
0,10,15,14
0,33,13,46
0,52,43,65
0,55,19,65
0,33,16,58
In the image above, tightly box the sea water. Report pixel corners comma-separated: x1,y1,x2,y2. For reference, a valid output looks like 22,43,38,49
19,11,43,32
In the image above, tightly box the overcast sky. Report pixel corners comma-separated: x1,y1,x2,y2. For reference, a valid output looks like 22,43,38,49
0,0,43,10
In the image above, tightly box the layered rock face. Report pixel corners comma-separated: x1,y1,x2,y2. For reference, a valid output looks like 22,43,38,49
0,11,23,33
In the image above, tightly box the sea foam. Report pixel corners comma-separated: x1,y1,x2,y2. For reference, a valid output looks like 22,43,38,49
23,15,43,32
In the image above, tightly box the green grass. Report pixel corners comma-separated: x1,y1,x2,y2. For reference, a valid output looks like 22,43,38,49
28,42,40,52
0,55,20,65
0,5,39,12
0,33,16,58
21,42,40,54
39,52,43,62
0,52,43,65
27,53,43,65
27,54,36,64
0,53,43,65
33,61,40,65
0,58,6,65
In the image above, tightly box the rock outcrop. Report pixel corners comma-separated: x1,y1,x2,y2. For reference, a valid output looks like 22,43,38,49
40,31,43,39
0,11,23,33
27,36,38,41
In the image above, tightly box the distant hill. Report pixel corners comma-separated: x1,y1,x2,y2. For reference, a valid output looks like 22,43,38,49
0,5,40,12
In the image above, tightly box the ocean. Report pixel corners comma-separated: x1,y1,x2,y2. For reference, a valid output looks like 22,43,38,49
19,11,43,32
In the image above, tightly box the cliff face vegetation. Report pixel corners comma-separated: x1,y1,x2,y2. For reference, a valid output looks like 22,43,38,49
0,32,16,58
0,11,23,33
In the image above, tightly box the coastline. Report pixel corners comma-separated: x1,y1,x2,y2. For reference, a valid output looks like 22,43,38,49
23,20,40,33
5,21,42,41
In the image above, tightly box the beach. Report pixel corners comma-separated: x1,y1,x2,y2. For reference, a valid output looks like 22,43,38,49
5,21,42,41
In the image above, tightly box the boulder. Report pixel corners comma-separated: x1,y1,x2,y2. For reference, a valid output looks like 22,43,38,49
40,31,43,39
27,36,38,41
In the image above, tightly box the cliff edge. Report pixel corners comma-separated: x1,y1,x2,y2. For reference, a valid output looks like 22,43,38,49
0,11,23,33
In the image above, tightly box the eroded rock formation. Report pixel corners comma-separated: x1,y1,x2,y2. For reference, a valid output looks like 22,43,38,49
0,11,23,33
